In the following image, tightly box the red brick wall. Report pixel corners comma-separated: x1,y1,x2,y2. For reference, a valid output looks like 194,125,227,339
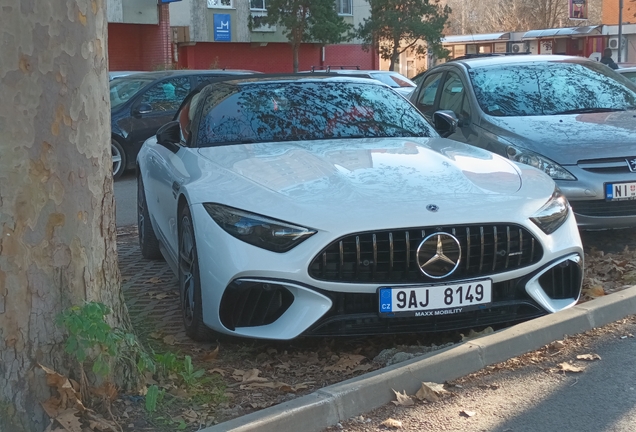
602,0,636,25
178,43,321,72
177,42,376,73
108,5,172,71
323,44,377,70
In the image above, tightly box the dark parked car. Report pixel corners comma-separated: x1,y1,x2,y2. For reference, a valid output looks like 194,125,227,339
110,69,258,178
410,54,636,230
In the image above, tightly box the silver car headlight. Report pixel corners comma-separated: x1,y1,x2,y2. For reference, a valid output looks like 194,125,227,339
530,189,570,234
203,203,316,252
506,146,576,180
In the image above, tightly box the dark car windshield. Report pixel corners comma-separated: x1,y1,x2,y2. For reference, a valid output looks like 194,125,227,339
110,77,153,110
196,80,436,146
468,61,636,116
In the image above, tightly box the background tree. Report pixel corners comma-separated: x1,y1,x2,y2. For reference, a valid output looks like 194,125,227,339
253,0,353,72
442,0,603,34
0,0,139,430
356,0,451,71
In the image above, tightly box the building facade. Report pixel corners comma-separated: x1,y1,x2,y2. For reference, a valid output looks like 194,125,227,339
107,0,173,71
168,0,376,72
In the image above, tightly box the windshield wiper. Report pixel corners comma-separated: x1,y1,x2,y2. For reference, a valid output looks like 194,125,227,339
553,107,626,115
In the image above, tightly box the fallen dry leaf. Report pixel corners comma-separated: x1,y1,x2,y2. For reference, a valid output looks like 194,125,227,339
203,345,220,362
148,332,162,339
380,418,403,428
54,409,82,432
577,353,601,361
391,389,414,407
144,277,162,284
582,286,605,298
461,327,494,342
415,382,448,402
90,382,118,402
460,410,476,417
323,354,366,372
558,362,584,373
208,368,226,377
163,335,177,345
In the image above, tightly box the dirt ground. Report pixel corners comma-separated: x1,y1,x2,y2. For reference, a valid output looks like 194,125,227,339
99,227,636,432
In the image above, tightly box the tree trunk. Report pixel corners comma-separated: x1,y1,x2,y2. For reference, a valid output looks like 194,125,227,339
292,42,300,73
0,1,134,430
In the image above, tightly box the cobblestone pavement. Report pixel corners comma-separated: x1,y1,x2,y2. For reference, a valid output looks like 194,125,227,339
117,231,192,346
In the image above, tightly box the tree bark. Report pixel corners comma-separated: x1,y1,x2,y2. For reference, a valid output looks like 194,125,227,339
0,1,133,430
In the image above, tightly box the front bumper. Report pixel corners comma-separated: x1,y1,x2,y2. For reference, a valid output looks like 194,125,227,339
191,203,583,340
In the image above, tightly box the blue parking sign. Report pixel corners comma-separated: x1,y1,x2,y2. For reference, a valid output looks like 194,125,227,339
214,14,231,42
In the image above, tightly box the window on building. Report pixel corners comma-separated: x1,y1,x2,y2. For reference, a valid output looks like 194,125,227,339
337,0,352,15
207,0,232,8
250,0,266,10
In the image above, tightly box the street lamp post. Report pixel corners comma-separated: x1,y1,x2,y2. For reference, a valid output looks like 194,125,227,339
618,0,623,62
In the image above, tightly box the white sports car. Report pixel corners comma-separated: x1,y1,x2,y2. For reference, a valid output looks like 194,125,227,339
137,75,584,341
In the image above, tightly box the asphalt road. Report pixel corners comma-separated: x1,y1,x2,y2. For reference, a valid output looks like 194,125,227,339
325,319,636,432
114,172,137,227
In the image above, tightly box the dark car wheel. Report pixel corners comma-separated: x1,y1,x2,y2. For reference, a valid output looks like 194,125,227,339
179,206,216,341
137,175,163,260
112,139,126,180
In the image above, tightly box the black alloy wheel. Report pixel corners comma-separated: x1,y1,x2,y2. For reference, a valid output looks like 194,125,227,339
137,175,162,260
179,206,216,341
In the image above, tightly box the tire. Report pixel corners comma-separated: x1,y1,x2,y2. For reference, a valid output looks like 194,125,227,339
179,206,216,341
137,175,163,260
112,139,127,180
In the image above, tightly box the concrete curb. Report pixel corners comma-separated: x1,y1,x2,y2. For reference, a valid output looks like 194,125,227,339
202,286,636,432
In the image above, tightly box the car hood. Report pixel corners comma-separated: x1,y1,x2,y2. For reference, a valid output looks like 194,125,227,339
484,110,636,164
191,138,552,231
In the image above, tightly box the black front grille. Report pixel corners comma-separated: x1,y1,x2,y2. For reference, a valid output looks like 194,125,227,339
309,224,543,284
578,158,634,175
571,199,636,217
538,259,582,299
219,281,293,329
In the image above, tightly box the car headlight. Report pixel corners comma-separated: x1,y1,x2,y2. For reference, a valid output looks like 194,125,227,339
506,146,576,180
530,189,570,234
203,203,316,252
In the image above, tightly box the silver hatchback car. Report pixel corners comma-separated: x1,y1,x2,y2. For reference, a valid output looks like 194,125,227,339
410,54,636,230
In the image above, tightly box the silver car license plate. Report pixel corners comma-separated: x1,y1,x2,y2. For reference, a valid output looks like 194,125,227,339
605,182,636,201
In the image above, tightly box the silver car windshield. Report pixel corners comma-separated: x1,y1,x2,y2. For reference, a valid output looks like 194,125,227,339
109,77,153,110
196,81,436,146
468,61,636,116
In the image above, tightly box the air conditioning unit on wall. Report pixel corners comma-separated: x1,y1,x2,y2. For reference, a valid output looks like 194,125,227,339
609,37,625,50
509,42,528,53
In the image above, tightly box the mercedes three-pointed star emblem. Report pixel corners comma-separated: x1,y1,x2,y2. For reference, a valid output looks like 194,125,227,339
416,232,461,279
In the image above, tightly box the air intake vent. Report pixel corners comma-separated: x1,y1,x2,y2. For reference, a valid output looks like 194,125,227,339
219,281,293,330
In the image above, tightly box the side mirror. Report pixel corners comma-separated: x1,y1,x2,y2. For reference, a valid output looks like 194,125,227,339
156,121,181,147
433,110,459,138
133,103,153,117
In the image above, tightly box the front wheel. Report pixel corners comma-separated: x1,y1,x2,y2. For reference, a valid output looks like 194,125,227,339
112,139,126,180
137,175,162,260
179,206,216,341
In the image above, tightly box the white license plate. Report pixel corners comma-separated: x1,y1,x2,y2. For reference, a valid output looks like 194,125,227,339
379,279,492,317
606,182,636,201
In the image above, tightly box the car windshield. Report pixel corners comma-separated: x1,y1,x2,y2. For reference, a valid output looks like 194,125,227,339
369,72,416,88
110,77,153,110
468,61,636,116
196,80,436,146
